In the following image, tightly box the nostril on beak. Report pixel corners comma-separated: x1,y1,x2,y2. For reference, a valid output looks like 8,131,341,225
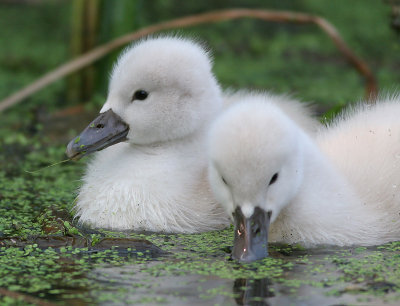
96,124,105,129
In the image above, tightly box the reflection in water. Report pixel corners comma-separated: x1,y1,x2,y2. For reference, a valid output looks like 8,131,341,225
234,277,273,306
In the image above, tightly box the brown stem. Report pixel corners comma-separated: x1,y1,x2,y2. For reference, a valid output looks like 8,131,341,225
0,8,377,112
0,287,56,306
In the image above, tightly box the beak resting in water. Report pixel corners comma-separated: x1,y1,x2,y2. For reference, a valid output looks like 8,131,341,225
232,206,271,262
66,109,129,160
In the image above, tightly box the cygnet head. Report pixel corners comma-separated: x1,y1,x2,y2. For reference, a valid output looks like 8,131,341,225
66,36,222,159
208,100,304,262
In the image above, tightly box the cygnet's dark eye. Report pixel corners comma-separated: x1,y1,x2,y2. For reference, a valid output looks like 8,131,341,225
269,172,279,185
221,176,228,186
132,90,148,101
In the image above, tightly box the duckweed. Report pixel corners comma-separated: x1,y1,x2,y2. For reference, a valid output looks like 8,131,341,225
1,111,400,304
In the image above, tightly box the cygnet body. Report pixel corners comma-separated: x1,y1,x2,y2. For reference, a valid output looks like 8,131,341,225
66,36,229,233
208,95,400,261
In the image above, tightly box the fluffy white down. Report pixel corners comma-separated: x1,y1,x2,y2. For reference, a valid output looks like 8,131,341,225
208,95,400,246
222,90,319,134
75,36,228,233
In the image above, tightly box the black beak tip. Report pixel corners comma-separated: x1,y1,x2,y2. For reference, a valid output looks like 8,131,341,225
65,139,75,157
65,136,84,160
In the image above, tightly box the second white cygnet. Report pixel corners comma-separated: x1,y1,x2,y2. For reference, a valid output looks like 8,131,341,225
208,95,400,261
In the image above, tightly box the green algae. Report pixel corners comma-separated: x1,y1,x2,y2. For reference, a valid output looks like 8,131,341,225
1,116,400,305
0,81,400,305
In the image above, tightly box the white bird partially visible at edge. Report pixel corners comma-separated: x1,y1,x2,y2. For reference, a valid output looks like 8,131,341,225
208,95,400,262
66,36,318,234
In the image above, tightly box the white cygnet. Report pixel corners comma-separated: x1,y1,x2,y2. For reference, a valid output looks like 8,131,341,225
208,95,400,261
66,36,229,233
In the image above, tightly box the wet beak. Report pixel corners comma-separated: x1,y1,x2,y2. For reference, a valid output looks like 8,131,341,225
66,109,129,160
232,206,271,262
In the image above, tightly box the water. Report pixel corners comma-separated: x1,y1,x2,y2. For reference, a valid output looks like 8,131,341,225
83,239,400,305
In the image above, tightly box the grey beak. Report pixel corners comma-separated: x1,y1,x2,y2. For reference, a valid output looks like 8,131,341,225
232,207,271,262
66,109,129,160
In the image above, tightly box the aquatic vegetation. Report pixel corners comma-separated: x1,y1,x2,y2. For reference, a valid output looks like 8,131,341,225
1,0,400,301
1,113,400,304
